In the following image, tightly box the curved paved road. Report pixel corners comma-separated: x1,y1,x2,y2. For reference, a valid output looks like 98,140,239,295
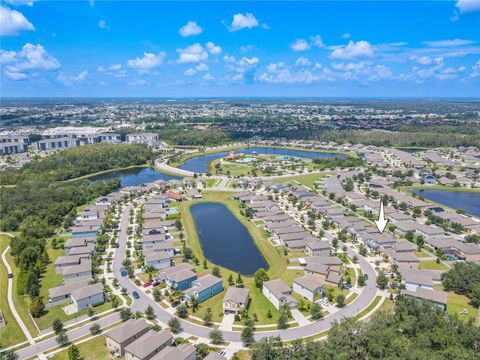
15,203,378,359
116,205,378,342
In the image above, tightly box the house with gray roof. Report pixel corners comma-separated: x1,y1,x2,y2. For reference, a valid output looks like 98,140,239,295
62,259,92,284
48,279,90,305
150,344,196,360
106,319,150,356
263,279,297,310
223,287,250,314
402,271,434,292
184,274,223,304
71,283,104,312
293,275,324,302
124,330,173,360
305,238,331,257
402,288,447,311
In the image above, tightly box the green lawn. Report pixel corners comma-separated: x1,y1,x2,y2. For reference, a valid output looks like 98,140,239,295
34,297,117,331
378,298,395,313
205,178,219,188
418,260,448,270
433,285,478,323
276,172,330,189
50,334,110,360
188,289,225,323
0,234,27,349
414,250,430,258
354,295,383,320
39,239,66,300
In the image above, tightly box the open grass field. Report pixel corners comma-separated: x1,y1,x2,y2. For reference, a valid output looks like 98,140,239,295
418,260,448,271
433,284,478,323
0,234,27,349
276,172,331,189
50,334,111,360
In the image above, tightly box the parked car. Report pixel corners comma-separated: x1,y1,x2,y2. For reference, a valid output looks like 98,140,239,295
364,274,369,280
132,291,140,299
171,300,181,307
143,282,152,288
115,242,120,248
120,267,127,277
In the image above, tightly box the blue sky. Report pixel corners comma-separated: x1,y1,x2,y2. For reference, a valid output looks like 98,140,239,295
1,0,480,97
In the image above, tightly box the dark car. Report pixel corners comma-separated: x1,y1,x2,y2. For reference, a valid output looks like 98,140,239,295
132,291,140,299
7,273,13,279
171,300,181,308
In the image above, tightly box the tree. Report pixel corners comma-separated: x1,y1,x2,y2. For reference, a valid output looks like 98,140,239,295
310,302,323,320
87,306,95,318
30,297,45,318
228,274,234,286
56,331,69,346
209,329,224,344
89,323,101,335
176,305,189,318
152,288,162,302
195,343,209,359
52,318,64,335
168,317,181,333
203,259,208,269
203,308,213,326
0,350,18,360
111,296,119,309
357,274,366,287
212,266,221,277
336,294,346,308
236,272,244,287
277,313,288,329
120,308,132,321
145,305,155,319
241,323,255,346
67,344,81,360
377,272,389,290
253,268,269,288
358,244,368,257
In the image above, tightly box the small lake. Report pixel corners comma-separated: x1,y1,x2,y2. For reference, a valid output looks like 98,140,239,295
412,189,480,218
180,146,346,173
190,202,268,275
90,167,180,187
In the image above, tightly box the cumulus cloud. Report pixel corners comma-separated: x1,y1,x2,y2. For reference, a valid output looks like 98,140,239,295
0,5,34,36
4,0,36,6
184,63,209,76
330,40,374,59
206,41,221,55
291,39,310,52
179,21,202,37
98,63,125,77
229,13,259,31
471,60,480,78
127,52,165,73
177,43,208,63
290,35,324,52
455,0,480,13
2,43,60,80
422,39,475,47
223,55,260,83
57,70,88,86
98,19,110,31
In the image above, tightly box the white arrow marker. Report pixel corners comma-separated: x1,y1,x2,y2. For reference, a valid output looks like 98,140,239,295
374,200,389,234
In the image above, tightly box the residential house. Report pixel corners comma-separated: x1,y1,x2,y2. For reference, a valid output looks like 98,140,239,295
402,288,447,311
293,275,324,302
48,280,90,305
62,259,92,284
71,283,105,312
159,264,197,291
150,344,196,360
184,274,223,304
223,287,249,315
305,238,331,257
402,271,434,292
105,319,150,356
124,330,173,360
144,251,172,270
262,279,297,310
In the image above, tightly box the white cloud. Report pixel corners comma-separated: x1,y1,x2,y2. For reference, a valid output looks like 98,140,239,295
229,13,259,31
184,63,209,76
4,0,36,6
4,69,27,80
295,57,312,67
330,40,374,59
179,21,202,37
291,39,310,52
422,39,475,47
127,52,165,73
177,43,208,63
290,35,323,52
57,70,88,86
331,62,366,71
0,5,34,36
471,60,480,78
98,19,110,31
342,33,351,39
2,43,60,79
455,0,480,13
206,41,221,55
240,45,255,53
